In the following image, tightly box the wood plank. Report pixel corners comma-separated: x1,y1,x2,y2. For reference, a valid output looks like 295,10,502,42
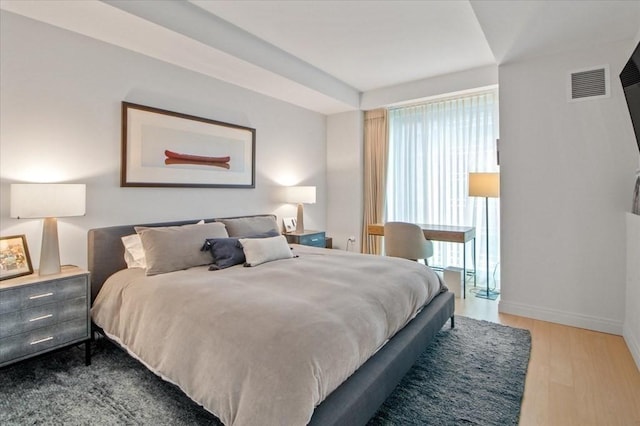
548,322,573,387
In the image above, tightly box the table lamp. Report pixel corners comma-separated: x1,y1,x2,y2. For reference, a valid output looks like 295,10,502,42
10,183,86,276
284,186,316,233
468,172,500,300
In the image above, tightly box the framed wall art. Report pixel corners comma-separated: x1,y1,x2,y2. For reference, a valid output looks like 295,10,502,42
0,235,33,280
283,217,297,233
121,102,256,188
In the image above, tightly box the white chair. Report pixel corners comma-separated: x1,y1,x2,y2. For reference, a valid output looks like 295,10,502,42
384,222,434,265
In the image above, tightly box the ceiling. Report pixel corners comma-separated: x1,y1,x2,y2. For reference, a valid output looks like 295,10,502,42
192,0,496,92
2,0,639,114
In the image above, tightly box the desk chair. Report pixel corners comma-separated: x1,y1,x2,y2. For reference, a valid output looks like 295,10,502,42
384,222,434,265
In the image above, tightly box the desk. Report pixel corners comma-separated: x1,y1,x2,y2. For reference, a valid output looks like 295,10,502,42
367,223,476,297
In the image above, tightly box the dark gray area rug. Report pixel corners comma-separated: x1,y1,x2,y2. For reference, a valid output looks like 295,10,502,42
0,316,530,425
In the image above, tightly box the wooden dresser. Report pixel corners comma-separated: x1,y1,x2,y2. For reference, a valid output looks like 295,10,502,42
0,265,91,367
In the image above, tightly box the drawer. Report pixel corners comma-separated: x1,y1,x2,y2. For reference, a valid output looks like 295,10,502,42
299,233,326,247
0,317,89,366
0,297,88,339
0,275,87,314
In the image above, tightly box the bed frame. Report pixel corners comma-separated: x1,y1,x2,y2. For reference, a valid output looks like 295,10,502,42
87,216,455,426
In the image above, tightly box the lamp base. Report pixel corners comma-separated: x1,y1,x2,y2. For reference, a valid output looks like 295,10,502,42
475,289,500,300
295,203,305,233
39,217,61,276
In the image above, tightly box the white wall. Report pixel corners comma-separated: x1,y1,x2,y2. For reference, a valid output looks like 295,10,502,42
625,213,640,369
498,39,639,334
326,111,363,251
0,11,327,270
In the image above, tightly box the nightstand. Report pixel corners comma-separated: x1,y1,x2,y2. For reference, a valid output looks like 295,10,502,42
285,230,327,248
0,265,91,367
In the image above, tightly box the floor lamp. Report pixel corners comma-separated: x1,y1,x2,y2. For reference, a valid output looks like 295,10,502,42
10,183,86,276
468,173,500,300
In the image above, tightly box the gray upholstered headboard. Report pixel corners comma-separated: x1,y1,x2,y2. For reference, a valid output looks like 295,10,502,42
87,214,277,302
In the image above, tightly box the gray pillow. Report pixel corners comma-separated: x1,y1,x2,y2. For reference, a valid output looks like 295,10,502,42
135,222,228,276
217,215,280,238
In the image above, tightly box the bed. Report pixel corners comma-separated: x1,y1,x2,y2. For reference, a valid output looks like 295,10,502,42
88,215,455,426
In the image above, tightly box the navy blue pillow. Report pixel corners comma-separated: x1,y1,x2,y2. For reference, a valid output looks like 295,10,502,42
202,238,244,270
202,231,279,270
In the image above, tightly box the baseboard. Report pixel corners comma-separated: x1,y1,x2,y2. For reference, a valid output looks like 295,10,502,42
623,324,640,371
498,300,623,335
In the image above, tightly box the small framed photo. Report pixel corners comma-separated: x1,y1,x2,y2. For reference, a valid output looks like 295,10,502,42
0,235,33,281
283,217,297,233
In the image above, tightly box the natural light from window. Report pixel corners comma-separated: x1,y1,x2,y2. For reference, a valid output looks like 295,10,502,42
385,88,500,289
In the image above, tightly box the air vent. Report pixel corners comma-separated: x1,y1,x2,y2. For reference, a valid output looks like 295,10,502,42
568,65,610,102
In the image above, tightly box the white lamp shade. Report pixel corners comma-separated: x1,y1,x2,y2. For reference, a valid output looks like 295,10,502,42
284,186,316,204
468,173,500,198
11,184,86,218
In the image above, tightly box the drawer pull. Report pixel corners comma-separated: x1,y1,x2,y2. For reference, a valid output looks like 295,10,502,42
30,336,53,345
29,292,54,300
311,238,319,242
29,314,53,322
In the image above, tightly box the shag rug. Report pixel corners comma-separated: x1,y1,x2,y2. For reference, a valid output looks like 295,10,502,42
0,316,530,425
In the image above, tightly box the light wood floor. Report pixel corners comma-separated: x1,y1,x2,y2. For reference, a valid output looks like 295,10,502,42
455,286,640,426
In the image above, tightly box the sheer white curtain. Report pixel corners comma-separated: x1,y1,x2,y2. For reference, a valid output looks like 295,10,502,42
386,89,500,286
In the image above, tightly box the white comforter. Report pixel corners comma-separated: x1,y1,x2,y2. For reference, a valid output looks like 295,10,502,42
91,245,444,426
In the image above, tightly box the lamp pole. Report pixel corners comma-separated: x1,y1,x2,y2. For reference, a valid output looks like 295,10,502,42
475,195,499,299
484,196,490,298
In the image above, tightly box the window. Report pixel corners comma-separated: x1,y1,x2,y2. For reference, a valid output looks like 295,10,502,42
386,89,500,285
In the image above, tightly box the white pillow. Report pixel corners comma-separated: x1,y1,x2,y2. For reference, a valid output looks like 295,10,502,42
239,235,293,267
122,234,146,268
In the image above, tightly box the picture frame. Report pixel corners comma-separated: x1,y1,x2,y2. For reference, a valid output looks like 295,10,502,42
121,102,256,188
0,235,33,281
283,217,297,233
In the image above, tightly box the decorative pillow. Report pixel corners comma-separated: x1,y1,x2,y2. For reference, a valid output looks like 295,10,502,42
124,220,206,269
239,235,293,267
121,234,146,269
135,222,228,276
202,238,245,270
203,231,280,270
217,216,280,238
